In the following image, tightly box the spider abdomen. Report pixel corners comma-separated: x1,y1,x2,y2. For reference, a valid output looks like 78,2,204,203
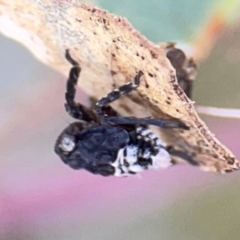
111,127,172,177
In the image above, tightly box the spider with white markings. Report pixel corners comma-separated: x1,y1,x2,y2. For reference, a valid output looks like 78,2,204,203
54,49,189,177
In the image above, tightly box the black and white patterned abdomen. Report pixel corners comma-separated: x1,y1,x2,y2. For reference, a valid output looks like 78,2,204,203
111,127,171,177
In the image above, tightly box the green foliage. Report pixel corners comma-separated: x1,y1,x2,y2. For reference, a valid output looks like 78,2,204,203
98,0,220,42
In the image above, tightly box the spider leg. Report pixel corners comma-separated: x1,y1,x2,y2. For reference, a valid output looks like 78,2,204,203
90,97,119,118
95,70,188,130
103,116,189,130
166,45,197,99
95,71,144,116
65,49,96,122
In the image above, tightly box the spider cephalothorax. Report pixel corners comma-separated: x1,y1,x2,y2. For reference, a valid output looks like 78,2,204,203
55,50,189,177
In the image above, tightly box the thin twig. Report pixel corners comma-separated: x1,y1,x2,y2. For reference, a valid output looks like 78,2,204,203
196,106,240,119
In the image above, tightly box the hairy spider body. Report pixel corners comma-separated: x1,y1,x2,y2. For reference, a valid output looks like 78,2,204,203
55,122,171,176
55,50,188,177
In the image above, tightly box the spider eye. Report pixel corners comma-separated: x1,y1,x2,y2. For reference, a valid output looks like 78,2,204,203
59,134,76,152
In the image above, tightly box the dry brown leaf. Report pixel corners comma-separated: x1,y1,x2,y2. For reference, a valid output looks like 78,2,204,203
0,0,239,173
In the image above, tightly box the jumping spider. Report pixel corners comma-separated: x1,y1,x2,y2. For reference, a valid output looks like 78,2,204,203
55,50,189,177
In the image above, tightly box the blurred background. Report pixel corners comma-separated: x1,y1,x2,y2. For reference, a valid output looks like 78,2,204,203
1,0,240,239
